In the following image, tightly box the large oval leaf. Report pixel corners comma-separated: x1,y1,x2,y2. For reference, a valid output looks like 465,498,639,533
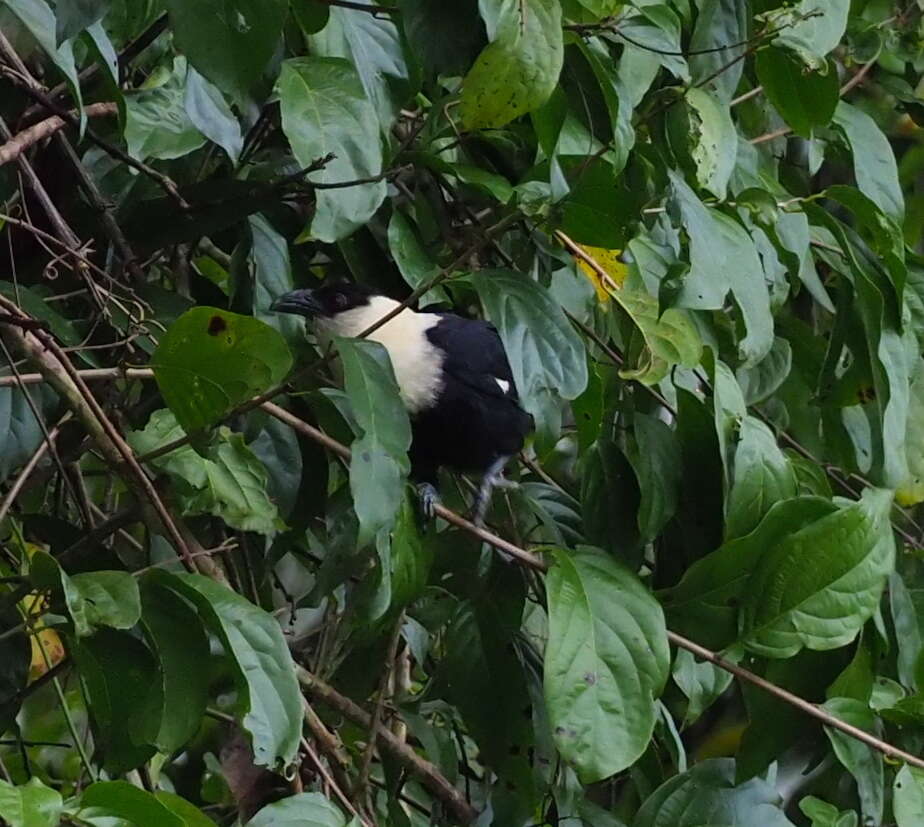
247,792,346,826
162,0,287,98
635,758,795,827
276,57,386,242
472,269,587,436
460,0,563,129
336,337,411,546
150,571,303,770
151,307,292,434
544,546,669,783
740,488,895,658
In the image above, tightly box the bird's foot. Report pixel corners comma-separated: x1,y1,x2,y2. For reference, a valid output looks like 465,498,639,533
415,482,441,520
469,455,514,527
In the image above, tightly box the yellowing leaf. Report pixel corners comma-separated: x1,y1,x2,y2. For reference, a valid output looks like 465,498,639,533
574,245,628,301
19,592,65,681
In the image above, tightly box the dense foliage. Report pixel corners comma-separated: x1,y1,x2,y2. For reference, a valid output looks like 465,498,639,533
1,0,924,824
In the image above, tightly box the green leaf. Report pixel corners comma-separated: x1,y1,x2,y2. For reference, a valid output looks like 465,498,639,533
688,0,747,102
897,357,924,506
557,158,633,249
130,409,282,534
544,546,669,783
740,488,895,657
725,416,797,540
308,0,411,127
55,0,108,42
151,571,303,770
662,497,838,650
136,578,210,753
386,210,448,307
581,437,640,564
0,778,62,827
472,269,587,435
29,552,140,637
336,337,411,545
821,698,883,826
635,758,795,827
672,648,733,727
895,765,924,827
0,385,57,484
161,0,287,98
799,797,858,827
247,792,347,826
755,48,838,137
773,0,849,68
832,102,904,223
125,57,206,160
398,0,485,78
184,65,243,163
150,306,292,434
67,571,142,636
0,604,29,733
626,414,680,542
668,173,773,367
736,337,792,406
80,782,184,827
247,214,303,345
72,629,157,773
3,0,84,127
610,288,702,385
460,0,563,129
668,87,737,200
154,792,218,827
276,57,386,242
440,591,535,790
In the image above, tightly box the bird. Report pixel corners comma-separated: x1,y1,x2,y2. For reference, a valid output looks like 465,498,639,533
271,282,533,525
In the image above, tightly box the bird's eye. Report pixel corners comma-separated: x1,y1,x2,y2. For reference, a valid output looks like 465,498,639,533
333,293,348,310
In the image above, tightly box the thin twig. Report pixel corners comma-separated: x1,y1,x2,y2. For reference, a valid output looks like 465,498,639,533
297,666,476,825
0,103,118,166
0,65,188,209
355,612,404,800
18,14,168,124
0,297,195,570
749,58,877,145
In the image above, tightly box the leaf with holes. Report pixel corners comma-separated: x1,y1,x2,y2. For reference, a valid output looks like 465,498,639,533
150,307,292,434
609,287,702,385
460,0,563,129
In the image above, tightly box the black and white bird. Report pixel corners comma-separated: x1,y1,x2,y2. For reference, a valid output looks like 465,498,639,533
271,282,533,525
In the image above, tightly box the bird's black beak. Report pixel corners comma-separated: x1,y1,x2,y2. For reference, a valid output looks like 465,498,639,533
270,289,323,317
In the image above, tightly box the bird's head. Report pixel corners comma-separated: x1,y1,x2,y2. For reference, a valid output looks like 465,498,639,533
270,282,375,320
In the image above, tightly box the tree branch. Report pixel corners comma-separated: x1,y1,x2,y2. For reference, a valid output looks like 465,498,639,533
0,103,118,167
296,666,476,825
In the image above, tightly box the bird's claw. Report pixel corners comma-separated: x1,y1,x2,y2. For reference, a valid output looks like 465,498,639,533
416,482,441,520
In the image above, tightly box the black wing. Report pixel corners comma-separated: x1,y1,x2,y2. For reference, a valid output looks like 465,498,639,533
426,314,519,402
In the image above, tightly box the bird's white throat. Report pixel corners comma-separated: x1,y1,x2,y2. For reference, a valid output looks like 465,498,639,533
317,295,445,414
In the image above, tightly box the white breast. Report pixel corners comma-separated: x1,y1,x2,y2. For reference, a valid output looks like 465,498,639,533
318,296,444,414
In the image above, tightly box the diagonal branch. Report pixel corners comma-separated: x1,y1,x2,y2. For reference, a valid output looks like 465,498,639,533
296,666,476,825
0,103,118,167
